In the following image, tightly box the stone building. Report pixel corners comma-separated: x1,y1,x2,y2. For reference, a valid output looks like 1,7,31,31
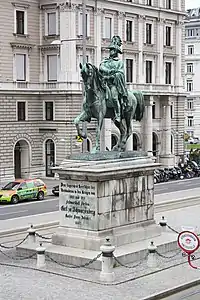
185,8,200,138
0,0,186,181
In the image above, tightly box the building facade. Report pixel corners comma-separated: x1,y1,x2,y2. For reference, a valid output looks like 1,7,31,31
185,8,200,138
0,0,186,181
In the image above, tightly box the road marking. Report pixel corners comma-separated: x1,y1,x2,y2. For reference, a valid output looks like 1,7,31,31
0,210,28,216
0,197,58,209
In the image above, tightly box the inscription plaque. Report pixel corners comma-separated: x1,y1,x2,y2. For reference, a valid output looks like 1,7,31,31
59,180,97,229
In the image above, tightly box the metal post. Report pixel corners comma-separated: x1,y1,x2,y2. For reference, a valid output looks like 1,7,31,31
82,0,87,152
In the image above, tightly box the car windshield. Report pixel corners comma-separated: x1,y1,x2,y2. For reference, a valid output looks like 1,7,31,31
2,182,21,190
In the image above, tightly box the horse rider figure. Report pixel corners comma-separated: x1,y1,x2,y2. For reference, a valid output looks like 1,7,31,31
99,36,128,123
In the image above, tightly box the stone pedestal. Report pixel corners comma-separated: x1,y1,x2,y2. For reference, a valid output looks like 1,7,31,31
52,152,161,251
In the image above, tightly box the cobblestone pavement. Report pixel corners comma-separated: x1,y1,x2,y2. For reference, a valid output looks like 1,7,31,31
0,246,200,300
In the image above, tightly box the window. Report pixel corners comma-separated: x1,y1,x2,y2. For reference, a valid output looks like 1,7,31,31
165,62,172,84
79,13,89,37
16,54,26,81
170,104,174,118
146,23,152,44
152,102,155,119
47,12,56,36
166,0,171,9
187,63,193,73
187,80,193,91
126,20,133,42
187,98,194,110
146,0,152,5
146,60,152,83
105,17,112,39
47,55,57,82
187,116,194,127
17,101,26,121
188,45,194,55
126,59,133,82
19,182,28,190
45,102,54,121
187,29,195,37
16,10,24,34
165,26,171,46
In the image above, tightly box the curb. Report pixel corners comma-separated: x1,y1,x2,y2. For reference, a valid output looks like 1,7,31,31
0,221,59,237
155,196,200,213
141,278,200,300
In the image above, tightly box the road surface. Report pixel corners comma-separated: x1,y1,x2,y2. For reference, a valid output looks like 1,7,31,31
155,176,200,194
0,177,200,220
164,285,200,299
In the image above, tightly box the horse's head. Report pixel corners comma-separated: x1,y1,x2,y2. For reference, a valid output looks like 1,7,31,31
79,62,94,90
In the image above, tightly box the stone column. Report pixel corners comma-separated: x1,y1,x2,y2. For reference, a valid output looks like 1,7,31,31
160,96,175,166
59,4,78,82
101,119,112,151
144,96,153,156
118,12,124,39
126,121,133,151
156,19,164,84
138,15,144,83
94,9,102,66
175,21,183,89
165,103,171,156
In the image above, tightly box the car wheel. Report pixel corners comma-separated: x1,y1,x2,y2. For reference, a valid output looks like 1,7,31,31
11,195,19,204
37,191,44,200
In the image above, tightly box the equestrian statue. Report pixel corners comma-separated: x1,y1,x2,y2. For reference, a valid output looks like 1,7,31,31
74,35,145,153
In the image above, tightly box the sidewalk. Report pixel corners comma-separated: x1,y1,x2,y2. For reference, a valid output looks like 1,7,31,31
0,247,200,299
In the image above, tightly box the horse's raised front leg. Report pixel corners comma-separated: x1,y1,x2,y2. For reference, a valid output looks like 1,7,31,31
73,111,88,139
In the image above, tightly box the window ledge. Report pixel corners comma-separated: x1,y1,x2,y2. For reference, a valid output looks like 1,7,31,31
144,43,155,47
164,45,174,49
43,34,59,40
13,33,29,38
77,35,91,40
124,41,135,45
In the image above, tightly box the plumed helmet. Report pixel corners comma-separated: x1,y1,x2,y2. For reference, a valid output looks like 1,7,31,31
107,36,123,54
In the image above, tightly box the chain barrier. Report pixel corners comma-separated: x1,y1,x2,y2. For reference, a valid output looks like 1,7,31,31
35,233,52,240
0,234,29,249
0,249,36,261
46,252,102,269
113,253,148,269
166,224,180,234
155,249,181,259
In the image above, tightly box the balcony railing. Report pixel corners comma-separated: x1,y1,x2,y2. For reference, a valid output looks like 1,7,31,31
0,81,183,94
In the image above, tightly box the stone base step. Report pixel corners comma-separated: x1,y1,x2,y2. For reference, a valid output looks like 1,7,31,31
17,229,178,270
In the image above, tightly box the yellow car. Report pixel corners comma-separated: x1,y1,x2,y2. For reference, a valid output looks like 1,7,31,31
0,179,47,204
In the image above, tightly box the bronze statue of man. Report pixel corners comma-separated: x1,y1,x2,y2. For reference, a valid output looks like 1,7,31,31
99,36,128,123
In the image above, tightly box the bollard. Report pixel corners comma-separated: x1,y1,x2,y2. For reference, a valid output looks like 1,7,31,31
100,238,115,282
36,242,46,268
27,224,36,244
147,241,158,269
159,216,167,232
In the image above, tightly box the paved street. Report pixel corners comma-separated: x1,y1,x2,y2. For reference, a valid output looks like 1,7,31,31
0,177,200,220
164,285,200,299
154,177,200,194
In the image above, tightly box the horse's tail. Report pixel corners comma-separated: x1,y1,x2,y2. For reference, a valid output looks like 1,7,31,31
132,90,145,121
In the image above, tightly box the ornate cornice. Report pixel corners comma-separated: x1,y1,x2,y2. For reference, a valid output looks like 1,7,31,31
12,2,30,9
10,42,34,51
58,2,78,12
39,44,60,56
117,11,126,19
95,8,104,16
